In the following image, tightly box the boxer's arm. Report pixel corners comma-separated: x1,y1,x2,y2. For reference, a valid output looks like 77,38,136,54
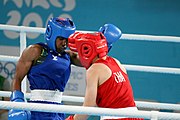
9,44,41,120
73,65,99,120
12,44,41,91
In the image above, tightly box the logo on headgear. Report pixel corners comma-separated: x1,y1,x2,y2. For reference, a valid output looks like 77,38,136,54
81,44,93,58
45,25,52,40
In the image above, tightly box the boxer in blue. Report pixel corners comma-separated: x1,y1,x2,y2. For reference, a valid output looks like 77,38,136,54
8,17,82,120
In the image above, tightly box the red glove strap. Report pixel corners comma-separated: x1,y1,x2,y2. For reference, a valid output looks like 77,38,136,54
66,115,74,120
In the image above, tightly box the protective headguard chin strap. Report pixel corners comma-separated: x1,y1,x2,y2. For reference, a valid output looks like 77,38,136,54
68,32,108,69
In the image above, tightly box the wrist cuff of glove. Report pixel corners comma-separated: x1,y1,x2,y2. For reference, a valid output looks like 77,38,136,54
10,90,25,102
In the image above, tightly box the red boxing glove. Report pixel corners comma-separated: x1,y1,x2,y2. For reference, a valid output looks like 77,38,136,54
66,115,74,120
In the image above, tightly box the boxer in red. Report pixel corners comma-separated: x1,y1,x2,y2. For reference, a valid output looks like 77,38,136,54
67,32,144,120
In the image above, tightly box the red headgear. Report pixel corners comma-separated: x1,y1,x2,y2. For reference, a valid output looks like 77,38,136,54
68,32,108,69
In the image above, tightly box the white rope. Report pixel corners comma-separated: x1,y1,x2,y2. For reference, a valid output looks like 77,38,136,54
135,101,180,111
0,24,45,33
1,91,180,111
124,64,180,74
62,95,180,111
0,24,180,42
0,55,180,74
0,55,19,62
0,101,180,119
121,34,180,43
1,54,180,74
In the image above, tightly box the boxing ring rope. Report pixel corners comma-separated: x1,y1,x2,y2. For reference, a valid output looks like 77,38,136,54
0,101,180,120
0,54,180,74
1,24,180,42
1,24,180,119
0,91,180,111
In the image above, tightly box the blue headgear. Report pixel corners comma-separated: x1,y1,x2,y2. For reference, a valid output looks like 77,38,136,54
45,17,76,52
98,24,122,52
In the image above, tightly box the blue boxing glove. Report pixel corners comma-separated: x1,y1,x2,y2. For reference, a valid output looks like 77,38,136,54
98,23,122,52
8,90,31,120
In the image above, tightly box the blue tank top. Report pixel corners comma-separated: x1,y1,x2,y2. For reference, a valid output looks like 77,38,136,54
27,43,71,92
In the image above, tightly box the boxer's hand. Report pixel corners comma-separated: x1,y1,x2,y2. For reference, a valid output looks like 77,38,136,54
8,90,31,120
8,110,31,120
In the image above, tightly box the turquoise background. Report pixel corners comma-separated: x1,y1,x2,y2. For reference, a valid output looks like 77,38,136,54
0,0,180,105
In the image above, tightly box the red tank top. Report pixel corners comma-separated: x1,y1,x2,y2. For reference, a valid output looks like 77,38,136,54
96,56,136,108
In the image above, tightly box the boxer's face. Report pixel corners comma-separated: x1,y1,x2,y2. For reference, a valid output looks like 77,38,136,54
56,37,68,53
